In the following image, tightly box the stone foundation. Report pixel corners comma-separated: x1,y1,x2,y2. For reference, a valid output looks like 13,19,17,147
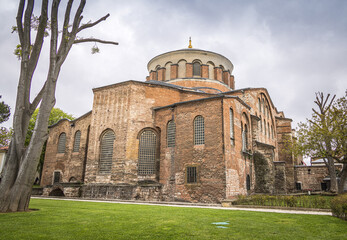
81,183,163,201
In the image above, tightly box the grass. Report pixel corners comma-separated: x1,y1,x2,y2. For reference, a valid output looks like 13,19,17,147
0,198,346,240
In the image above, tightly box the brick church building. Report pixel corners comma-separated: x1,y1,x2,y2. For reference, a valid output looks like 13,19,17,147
41,41,302,203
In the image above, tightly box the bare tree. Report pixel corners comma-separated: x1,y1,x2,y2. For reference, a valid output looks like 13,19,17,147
0,0,117,212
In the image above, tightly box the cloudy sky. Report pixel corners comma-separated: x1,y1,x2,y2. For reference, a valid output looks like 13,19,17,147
0,0,346,130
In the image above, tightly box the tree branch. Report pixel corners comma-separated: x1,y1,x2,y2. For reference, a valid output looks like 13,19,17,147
23,0,34,57
27,0,49,87
16,0,25,45
77,13,110,33
50,0,60,58
29,82,47,115
74,38,119,45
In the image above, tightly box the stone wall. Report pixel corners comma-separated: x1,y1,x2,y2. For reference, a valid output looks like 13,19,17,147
294,165,330,191
41,112,91,186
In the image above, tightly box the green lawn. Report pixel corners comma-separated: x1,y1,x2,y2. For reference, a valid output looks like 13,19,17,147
0,199,346,240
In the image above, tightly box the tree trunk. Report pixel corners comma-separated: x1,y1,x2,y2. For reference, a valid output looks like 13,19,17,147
327,156,338,193
338,163,347,194
0,0,117,213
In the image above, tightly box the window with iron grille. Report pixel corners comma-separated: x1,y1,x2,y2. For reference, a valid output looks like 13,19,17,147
57,133,66,153
230,108,234,145
193,62,201,76
138,130,157,175
194,116,204,145
73,130,81,152
186,166,197,183
167,120,176,147
53,171,61,183
99,130,115,174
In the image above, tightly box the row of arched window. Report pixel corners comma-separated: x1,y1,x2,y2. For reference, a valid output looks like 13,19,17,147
57,130,82,154
153,60,231,83
258,96,275,140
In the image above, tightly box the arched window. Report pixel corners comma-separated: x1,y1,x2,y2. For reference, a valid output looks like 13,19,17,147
267,123,270,138
138,130,157,175
194,116,205,145
193,62,201,77
262,99,265,114
167,120,176,147
271,125,274,139
258,98,261,113
264,120,266,136
230,108,234,145
242,124,248,151
57,133,66,153
73,130,81,152
259,116,262,132
99,130,115,174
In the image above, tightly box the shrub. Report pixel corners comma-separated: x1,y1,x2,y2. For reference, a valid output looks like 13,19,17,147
233,194,332,209
331,194,347,221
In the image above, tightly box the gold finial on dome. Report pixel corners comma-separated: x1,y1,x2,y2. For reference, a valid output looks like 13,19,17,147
188,37,193,48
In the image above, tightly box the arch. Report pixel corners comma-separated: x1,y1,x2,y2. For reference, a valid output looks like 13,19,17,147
165,62,172,80
99,129,115,174
177,59,187,78
194,115,205,145
207,61,215,79
155,65,161,80
69,176,77,182
57,132,66,153
73,130,81,152
138,129,158,175
193,61,201,77
167,120,176,147
49,188,65,196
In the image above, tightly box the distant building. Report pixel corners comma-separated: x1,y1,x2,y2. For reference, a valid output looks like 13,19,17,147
40,42,340,202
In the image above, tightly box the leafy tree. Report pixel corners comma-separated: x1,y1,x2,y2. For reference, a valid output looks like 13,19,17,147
0,96,10,124
26,108,74,184
293,92,347,193
0,0,117,212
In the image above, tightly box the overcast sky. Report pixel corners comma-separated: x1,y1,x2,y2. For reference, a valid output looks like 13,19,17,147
0,0,346,130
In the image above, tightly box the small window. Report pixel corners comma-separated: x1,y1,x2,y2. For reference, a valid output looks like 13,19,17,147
258,98,261,113
186,166,197,183
242,124,248,151
138,130,157,175
57,133,66,153
308,169,311,174
296,182,302,190
194,116,205,145
73,130,81,152
99,130,115,174
246,175,251,190
167,120,176,147
193,62,201,77
53,171,61,183
230,108,234,145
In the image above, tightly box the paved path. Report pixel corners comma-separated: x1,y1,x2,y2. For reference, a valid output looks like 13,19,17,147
31,196,332,216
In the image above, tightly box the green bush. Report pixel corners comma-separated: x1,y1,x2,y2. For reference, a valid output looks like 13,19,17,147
233,194,332,209
330,194,347,221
